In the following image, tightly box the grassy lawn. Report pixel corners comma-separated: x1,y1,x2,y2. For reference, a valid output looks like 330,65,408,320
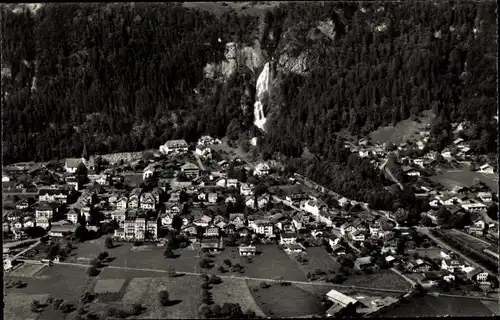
444,229,491,250
241,245,307,281
290,247,341,280
4,293,49,320
342,270,412,291
210,278,266,317
247,280,324,318
377,295,495,317
430,170,498,192
369,110,435,145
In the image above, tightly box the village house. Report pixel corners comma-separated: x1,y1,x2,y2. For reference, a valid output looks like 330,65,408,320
193,215,212,227
406,259,432,273
246,194,270,209
195,144,212,159
279,232,298,245
461,202,487,212
159,139,188,155
66,176,79,190
198,192,207,201
239,245,257,256
477,192,493,203
208,192,218,204
413,159,425,168
441,258,470,273
326,289,362,311
340,222,355,236
181,162,200,178
200,237,224,252
354,256,373,270
198,135,215,145
225,196,236,204
36,216,50,229
140,192,156,210
402,166,420,177
301,198,328,217
160,212,174,227
468,270,491,285
240,183,255,196
350,230,366,242
35,202,54,219
143,165,155,180
229,213,246,228
15,200,30,210
116,195,128,210
478,164,494,174
254,162,270,176
467,225,484,236
250,220,274,237
38,189,69,204
67,209,79,224
48,224,77,238
96,174,109,186
204,226,220,237
226,179,238,188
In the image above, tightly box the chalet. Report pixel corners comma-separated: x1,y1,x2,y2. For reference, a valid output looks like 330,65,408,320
215,178,227,187
38,189,69,204
48,224,77,237
204,226,220,237
250,220,274,237
128,189,141,208
239,245,257,256
478,164,494,174
116,196,128,210
340,222,355,236
143,165,155,180
198,135,215,145
35,202,54,219
67,209,79,224
159,139,188,155
279,233,298,245
402,166,420,177
229,214,246,228
181,162,199,178
66,176,79,190
200,237,223,252
254,162,270,176
461,202,487,212
36,216,50,229
193,215,212,227
140,192,156,210
350,230,366,242
195,144,212,158
354,256,373,270
301,198,328,217
240,183,255,196
406,259,431,273
477,192,493,203
226,179,238,188
64,158,83,173
441,258,469,273
218,160,229,168
453,137,465,146
198,192,207,201
245,195,269,209
208,193,218,204
160,212,174,227
96,174,109,185
467,226,484,236
468,271,491,285
331,244,346,256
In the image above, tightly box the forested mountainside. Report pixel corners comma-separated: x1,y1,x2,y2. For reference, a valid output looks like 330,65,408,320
1,2,497,210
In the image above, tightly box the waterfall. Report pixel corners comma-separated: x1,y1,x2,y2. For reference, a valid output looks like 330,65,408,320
254,62,271,131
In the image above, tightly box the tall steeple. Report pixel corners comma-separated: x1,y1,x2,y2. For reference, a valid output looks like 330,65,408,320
82,142,88,161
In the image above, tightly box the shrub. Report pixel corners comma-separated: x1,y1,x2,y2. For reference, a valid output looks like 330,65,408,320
259,282,270,289
201,289,211,304
105,237,114,248
90,258,101,267
133,240,143,246
209,275,222,285
87,266,99,277
131,303,143,316
30,300,41,313
59,301,73,313
158,290,169,306
53,298,64,310
200,273,209,282
201,282,210,290
164,247,174,258
199,259,211,269
223,259,232,267
98,251,109,261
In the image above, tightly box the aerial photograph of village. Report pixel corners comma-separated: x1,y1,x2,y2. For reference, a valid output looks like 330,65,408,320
2,2,499,319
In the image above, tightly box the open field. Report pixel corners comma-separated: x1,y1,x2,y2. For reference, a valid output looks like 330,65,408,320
408,247,444,260
8,263,47,278
242,245,307,281
442,229,492,251
5,264,93,302
247,280,324,317
128,276,202,319
291,247,341,279
369,110,435,145
430,170,498,192
375,295,496,317
211,278,266,317
342,270,412,291
4,293,49,320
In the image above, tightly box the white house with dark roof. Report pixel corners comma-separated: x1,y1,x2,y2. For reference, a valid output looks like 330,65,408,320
159,139,188,155
181,162,200,178
477,192,493,203
195,144,212,158
254,162,270,176
479,164,494,174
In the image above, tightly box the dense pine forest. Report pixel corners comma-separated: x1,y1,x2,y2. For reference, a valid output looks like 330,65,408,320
1,2,497,209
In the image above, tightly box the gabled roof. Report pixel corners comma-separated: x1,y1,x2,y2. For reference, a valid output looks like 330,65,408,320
65,158,83,169
326,289,358,306
181,162,199,170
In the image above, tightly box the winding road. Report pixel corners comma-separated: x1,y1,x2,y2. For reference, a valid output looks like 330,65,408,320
380,158,404,190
